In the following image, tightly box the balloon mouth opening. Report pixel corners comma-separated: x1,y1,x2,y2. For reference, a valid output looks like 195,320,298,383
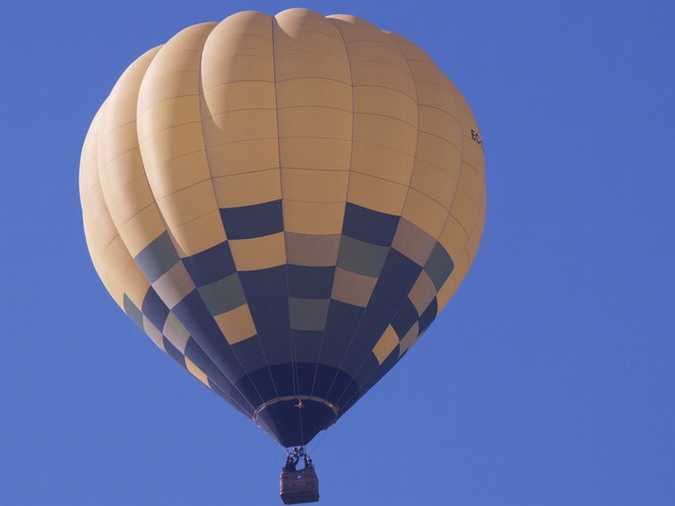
254,395,339,421
255,396,338,447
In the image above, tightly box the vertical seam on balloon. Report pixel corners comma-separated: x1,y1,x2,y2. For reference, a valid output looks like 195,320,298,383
92,110,242,409
95,40,261,417
164,26,264,411
92,103,130,267
96,53,248,408
195,22,283,409
322,24,422,406
332,39,443,410
305,18,355,402
89,106,132,304
271,15,303,445
151,37,259,412
94,101,253,417
329,32,424,405
324,20,372,409
335,46,472,412
195,25,228,257
181,27,269,410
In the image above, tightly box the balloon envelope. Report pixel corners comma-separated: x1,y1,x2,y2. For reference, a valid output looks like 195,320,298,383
80,8,486,447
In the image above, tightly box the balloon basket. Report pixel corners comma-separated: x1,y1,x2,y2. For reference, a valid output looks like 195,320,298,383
280,467,320,504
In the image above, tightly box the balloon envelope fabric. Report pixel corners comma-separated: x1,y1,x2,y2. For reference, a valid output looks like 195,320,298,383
80,8,486,447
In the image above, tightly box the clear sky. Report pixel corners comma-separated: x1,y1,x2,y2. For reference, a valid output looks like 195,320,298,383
1,1,674,505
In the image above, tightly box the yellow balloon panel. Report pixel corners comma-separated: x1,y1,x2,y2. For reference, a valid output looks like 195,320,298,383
80,8,486,447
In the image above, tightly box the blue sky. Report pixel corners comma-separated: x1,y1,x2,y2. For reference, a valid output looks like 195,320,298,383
1,1,674,505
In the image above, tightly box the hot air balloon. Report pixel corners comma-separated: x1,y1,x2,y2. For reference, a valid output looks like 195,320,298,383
79,8,485,504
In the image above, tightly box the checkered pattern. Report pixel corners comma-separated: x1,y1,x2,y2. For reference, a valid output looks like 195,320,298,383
80,8,485,448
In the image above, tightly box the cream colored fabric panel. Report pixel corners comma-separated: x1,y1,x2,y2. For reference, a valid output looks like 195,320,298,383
80,110,103,197
342,25,445,232
229,232,286,271
331,15,417,174
276,76,351,109
418,105,462,147
435,214,470,312
83,114,156,318
353,114,417,164
344,39,409,68
413,131,462,176
450,177,483,246
390,31,485,281
372,325,399,365
385,31,434,64
329,14,418,218
391,32,485,180
458,162,487,211
206,139,279,177
119,205,168,258
81,110,124,307
431,74,484,178
200,12,284,272
352,86,417,128
204,81,276,116
200,12,279,208
103,236,135,296
443,157,486,304
275,29,345,59
327,14,386,43
348,61,415,101
436,249,472,311
205,109,277,146
274,10,350,83
407,58,482,184
283,201,345,235
463,135,485,177
202,11,273,65
81,110,144,310
274,53,351,84
95,47,173,261
347,172,408,216
350,142,414,185
413,80,460,119
83,172,122,305
282,169,349,203
436,215,469,272
329,15,415,96
389,34,462,135
401,189,448,238
278,137,352,171
185,357,211,386
409,159,458,212
274,9,352,235
136,23,216,114
137,22,226,257
276,8,342,40
390,33,463,223
277,107,351,140
212,170,281,207
214,305,257,345
229,233,286,271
